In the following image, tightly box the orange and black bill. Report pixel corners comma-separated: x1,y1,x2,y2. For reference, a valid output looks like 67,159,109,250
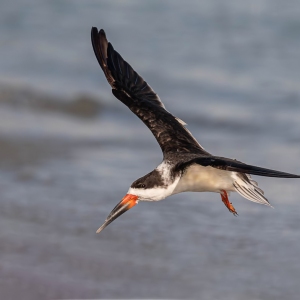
96,194,138,233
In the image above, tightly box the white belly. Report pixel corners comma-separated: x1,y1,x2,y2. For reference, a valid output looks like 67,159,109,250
172,165,235,194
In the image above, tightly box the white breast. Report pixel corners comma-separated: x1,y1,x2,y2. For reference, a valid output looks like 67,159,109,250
172,164,235,195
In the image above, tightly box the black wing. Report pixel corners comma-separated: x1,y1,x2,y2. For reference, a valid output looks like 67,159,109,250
91,27,209,155
177,156,300,178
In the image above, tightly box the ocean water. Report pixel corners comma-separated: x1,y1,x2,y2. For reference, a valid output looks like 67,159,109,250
1,1,300,299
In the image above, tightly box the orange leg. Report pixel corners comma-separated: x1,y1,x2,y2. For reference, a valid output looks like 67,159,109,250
220,190,238,216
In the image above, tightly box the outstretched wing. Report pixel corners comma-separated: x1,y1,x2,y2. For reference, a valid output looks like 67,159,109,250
91,27,209,155
178,156,300,178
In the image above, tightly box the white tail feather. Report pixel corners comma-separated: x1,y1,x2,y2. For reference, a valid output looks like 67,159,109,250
232,173,272,207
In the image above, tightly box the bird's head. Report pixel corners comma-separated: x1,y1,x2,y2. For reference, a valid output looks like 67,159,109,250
96,170,167,233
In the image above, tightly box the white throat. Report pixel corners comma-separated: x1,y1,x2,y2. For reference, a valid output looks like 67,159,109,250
128,161,181,201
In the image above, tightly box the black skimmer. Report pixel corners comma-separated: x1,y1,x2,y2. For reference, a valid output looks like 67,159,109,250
91,27,300,233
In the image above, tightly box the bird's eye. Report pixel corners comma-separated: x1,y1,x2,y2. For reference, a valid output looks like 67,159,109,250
140,184,146,188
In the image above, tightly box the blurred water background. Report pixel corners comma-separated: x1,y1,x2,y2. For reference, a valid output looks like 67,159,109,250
1,0,300,299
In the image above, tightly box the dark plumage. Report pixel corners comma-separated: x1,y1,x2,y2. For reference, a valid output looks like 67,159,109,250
174,155,300,178
91,27,209,155
91,27,300,179
131,170,166,189
91,27,300,233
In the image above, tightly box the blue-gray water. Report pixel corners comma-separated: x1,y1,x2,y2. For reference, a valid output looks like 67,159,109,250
1,1,300,299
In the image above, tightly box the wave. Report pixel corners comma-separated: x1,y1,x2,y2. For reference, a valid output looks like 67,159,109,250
0,83,104,118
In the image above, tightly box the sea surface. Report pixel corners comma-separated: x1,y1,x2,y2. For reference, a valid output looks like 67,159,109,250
1,1,300,299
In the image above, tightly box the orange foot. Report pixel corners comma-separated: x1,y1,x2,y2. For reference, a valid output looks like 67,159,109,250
220,190,238,216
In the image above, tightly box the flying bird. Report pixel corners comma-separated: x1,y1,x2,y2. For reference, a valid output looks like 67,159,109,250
91,27,300,233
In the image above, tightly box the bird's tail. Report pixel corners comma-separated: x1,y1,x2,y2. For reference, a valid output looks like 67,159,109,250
232,172,272,206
